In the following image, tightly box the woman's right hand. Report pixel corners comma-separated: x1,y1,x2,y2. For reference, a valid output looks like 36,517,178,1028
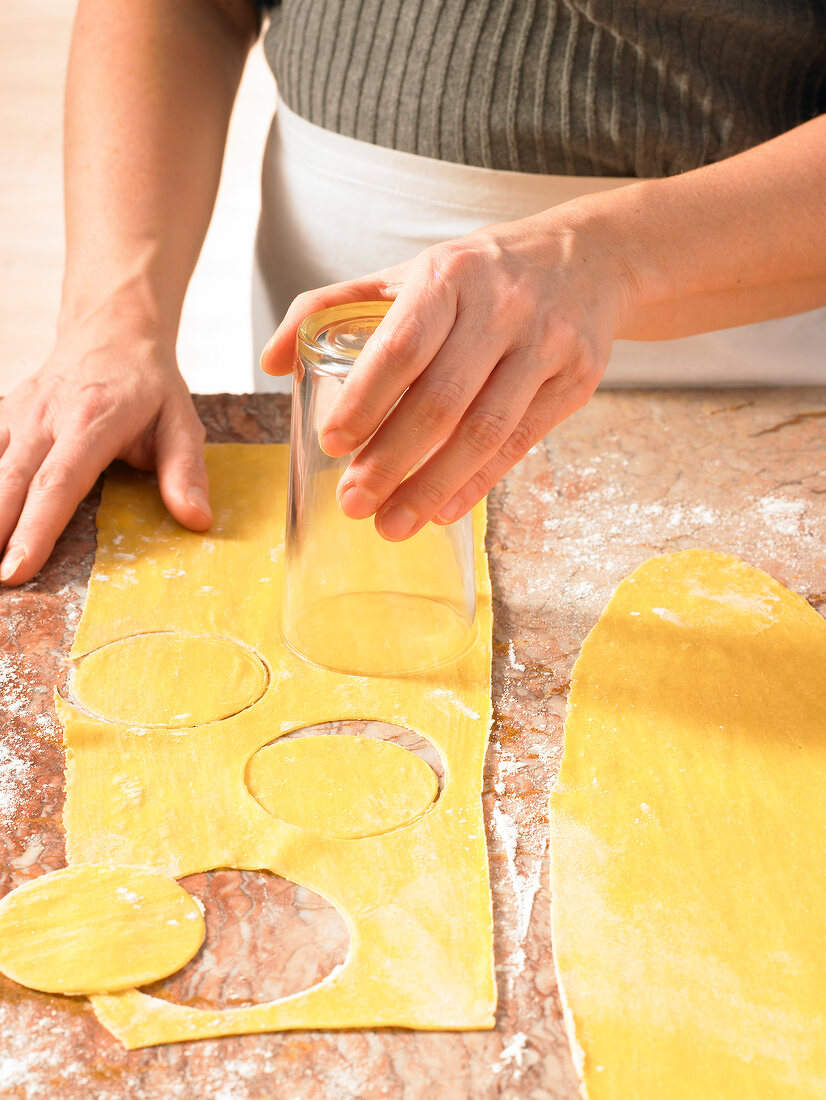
0,318,212,586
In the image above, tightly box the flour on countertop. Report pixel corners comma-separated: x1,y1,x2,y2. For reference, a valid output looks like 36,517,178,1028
0,742,30,825
757,496,806,535
491,1031,529,1075
507,640,526,671
491,802,546,988
0,651,34,719
509,456,821,618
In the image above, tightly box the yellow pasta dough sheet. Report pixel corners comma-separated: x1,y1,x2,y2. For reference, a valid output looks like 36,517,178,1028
53,444,495,1048
551,550,826,1099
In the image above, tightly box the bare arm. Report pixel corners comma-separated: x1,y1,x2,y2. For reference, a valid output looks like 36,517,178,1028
261,114,826,540
0,0,258,585
611,113,826,339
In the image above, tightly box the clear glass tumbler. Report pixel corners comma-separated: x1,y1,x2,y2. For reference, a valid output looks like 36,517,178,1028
282,301,477,677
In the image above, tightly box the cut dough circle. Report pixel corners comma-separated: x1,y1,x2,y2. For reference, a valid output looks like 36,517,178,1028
71,632,268,728
0,864,205,994
246,733,439,838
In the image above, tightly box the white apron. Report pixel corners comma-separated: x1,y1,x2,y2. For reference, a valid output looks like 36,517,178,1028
253,98,826,394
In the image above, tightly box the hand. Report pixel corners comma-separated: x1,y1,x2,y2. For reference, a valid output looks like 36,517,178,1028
0,321,211,585
260,206,636,540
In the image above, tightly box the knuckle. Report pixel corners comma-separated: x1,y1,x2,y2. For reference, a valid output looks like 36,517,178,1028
158,401,206,443
432,241,466,277
413,377,467,434
462,465,496,502
431,240,483,283
568,369,597,406
359,452,405,490
30,461,75,498
567,328,599,370
291,289,321,317
463,408,511,455
412,476,450,508
371,315,429,372
500,417,539,463
185,414,207,445
559,342,602,405
544,317,600,370
538,311,578,355
70,384,118,437
0,465,30,499
76,382,111,419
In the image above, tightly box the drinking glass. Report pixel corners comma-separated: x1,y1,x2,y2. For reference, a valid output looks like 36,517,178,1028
283,301,476,677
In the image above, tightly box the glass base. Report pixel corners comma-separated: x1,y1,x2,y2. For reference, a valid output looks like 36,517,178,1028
282,591,476,677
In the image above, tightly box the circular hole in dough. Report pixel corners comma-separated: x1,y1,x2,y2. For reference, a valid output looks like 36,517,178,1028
70,632,269,728
0,864,205,995
245,721,442,838
142,869,349,1008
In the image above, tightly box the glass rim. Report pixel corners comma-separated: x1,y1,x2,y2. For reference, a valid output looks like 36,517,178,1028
295,300,392,377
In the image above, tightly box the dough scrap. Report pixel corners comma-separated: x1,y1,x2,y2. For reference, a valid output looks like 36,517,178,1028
56,444,495,1047
0,865,204,994
551,550,826,1099
246,734,439,838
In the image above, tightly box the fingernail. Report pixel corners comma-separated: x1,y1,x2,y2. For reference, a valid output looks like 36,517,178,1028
435,494,463,524
321,429,359,457
339,483,381,519
186,486,212,518
377,504,418,541
0,546,25,583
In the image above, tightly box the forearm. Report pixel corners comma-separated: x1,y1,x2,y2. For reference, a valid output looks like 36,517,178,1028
60,0,257,344
579,114,826,340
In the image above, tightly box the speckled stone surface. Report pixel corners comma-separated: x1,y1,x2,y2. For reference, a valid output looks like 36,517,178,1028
1,389,825,1099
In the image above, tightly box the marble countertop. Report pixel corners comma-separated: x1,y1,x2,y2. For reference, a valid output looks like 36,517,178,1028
1,389,824,1099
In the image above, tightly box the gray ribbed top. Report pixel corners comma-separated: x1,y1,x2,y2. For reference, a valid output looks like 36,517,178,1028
260,0,826,178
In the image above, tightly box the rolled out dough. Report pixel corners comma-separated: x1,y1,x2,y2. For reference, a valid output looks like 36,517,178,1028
54,444,495,1048
551,550,826,1099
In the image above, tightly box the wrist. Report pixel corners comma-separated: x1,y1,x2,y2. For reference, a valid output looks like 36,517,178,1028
57,272,180,352
562,183,672,338
49,305,181,387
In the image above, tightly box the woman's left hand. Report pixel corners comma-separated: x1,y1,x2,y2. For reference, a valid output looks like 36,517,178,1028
260,205,638,540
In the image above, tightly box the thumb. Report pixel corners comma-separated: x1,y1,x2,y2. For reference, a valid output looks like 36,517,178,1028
153,404,212,532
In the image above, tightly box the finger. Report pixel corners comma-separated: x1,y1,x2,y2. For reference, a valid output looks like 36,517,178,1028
365,348,543,537
336,318,505,522
258,271,403,378
153,403,211,532
0,430,118,585
319,274,463,459
427,372,597,530
0,432,52,556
